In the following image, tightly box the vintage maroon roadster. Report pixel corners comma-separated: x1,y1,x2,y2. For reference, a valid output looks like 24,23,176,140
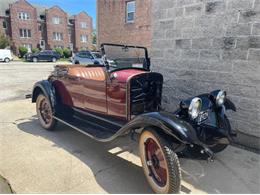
30,43,237,193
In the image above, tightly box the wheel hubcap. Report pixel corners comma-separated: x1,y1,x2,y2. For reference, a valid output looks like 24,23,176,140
145,138,167,187
39,98,52,125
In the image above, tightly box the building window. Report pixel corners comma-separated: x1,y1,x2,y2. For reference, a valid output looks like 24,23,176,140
80,22,87,29
3,21,7,29
53,32,63,41
126,1,135,23
18,12,30,20
80,35,88,43
22,44,32,52
52,17,61,24
19,29,31,38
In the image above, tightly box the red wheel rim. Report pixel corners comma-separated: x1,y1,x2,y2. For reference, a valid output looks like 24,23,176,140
39,98,52,125
144,138,167,187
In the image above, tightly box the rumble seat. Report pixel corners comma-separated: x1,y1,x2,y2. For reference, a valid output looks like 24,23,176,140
68,66,106,81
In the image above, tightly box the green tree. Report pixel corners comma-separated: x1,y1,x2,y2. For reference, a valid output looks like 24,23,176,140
92,29,96,44
53,48,64,58
32,48,40,53
63,48,72,58
19,46,28,58
0,34,10,49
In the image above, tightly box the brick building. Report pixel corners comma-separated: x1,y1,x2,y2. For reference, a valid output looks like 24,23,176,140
151,0,260,149
97,0,151,48
0,0,93,54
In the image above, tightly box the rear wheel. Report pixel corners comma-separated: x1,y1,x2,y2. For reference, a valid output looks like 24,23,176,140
33,57,38,62
4,58,10,63
139,129,181,194
36,94,56,130
52,57,57,62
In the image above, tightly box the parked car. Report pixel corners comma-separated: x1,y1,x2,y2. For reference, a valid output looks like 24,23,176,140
30,43,237,194
72,50,103,64
25,50,60,62
0,49,13,62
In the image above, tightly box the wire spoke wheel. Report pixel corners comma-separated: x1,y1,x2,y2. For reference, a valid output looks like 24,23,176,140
36,94,56,130
139,129,181,194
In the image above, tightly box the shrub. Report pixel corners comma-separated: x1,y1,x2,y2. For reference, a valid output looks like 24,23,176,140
63,48,72,58
53,48,63,58
32,48,40,53
0,34,10,49
19,46,28,58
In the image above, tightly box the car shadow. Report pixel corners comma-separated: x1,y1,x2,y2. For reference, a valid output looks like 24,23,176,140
16,116,257,194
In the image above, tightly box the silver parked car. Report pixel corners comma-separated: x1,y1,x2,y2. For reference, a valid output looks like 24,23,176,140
72,51,103,65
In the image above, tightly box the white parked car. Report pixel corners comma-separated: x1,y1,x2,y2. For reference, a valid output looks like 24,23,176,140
0,49,13,62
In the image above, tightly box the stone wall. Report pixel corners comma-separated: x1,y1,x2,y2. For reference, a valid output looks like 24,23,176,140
151,0,260,149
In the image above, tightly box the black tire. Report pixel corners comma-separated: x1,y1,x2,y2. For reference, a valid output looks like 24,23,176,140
4,58,10,63
139,129,181,194
209,115,230,153
36,94,57,130
33,57,38,62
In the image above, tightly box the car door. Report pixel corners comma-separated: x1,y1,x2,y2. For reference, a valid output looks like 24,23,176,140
38,51,47,61
65,66,107,114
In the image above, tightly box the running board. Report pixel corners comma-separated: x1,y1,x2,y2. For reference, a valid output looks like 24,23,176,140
53,115,132,142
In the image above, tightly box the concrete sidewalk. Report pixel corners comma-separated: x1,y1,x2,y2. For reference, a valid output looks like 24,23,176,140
0,99,259,193
0,176,13,193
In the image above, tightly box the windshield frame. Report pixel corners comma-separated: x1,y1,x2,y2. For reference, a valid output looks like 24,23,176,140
100,43,150,71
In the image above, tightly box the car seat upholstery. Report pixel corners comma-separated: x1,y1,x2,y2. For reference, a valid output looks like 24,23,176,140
68,66,106,81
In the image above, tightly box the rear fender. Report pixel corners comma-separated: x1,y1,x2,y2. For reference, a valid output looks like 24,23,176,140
128,112,199,144
32,80,57,113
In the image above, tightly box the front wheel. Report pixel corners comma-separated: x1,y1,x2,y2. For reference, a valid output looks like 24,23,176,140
36,94,57,130
139,129,181,194
208,115,231,153
52,57,57,62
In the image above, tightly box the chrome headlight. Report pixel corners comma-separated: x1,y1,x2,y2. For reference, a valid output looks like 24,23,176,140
216,90,226,106
188,97,202,119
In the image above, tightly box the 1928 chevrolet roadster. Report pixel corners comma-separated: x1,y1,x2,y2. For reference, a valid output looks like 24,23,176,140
30,43,237,193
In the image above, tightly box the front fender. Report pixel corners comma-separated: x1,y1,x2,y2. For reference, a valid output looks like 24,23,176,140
224,98,236,111
126,112,199,144
32,80,57,113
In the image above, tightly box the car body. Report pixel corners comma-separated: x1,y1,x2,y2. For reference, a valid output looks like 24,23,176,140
72,50,103,65
0,49,13,62
25,50,60,62
30,43,237,193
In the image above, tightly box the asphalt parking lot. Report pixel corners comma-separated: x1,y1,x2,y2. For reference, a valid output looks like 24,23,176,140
0,62,259,193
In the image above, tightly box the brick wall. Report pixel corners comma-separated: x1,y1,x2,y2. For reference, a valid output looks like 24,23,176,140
97,0,152,48
74,12,93,51
151,0,260,149
9,0,39,53
45,6,69,49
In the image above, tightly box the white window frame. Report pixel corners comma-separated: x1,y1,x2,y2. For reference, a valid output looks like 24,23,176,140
18,12,30,20
52,16,61,25
126,1,135,23
53,32,63,41
3,21,7,29
80,22,87,29
22,44,32,52
80,35,88,43
19,29,31,38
